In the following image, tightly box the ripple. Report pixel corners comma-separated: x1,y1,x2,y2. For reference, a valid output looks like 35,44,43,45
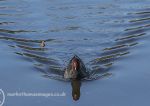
0,21,15,25
115,33,145,41
124,24,150,31
17,45,48,51
0,29,36,34
135,11,150,15
90,51,130,65
0,35,55,43
129,17,150,22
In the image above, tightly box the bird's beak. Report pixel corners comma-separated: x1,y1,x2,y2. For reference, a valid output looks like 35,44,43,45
75,67,77,71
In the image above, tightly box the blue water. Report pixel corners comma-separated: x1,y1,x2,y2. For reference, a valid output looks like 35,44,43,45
0,0,150,105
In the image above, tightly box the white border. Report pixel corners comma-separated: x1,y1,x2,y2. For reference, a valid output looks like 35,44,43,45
0,89,5,106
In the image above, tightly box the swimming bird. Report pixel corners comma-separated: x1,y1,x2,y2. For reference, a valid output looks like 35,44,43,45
64,55,89,80
40,40,45,47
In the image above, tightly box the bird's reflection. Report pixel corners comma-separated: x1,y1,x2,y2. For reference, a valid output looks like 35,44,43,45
71,79,81,101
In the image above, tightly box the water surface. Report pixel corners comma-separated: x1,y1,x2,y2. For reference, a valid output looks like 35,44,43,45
0,0,150,105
